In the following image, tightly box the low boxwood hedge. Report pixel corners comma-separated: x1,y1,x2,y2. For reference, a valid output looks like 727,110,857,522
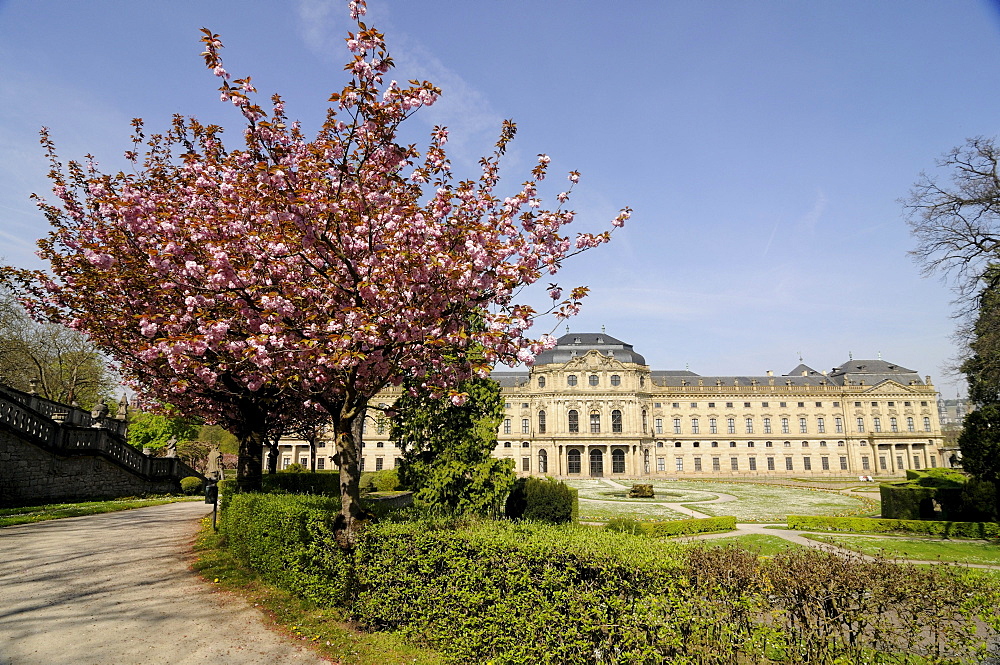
788,514,1000,539
606,516,736,537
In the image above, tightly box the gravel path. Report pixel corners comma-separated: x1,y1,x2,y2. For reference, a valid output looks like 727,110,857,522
0,501,329,665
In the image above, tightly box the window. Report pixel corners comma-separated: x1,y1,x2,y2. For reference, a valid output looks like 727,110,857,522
538,449,548,473
833,402,840,407
642,410,648,434
799,417,807,433
821,456,829,471
694,458,702,471
691,418,700,434
282,457,291,469
654,403,662,408
708,402,715,408
731,457,739,471
779,402,787,408
567,448,581,474
817,417,825,433
929,455,936,468
803,457,811,471
880,456,887,471
522,418,530,434
784,441,791,447
612,449,625,473
375,457,384,471
317,458,325,470
522,441,530,448
835,417,843,433
745,418,754,434
767,457,775,471
712,457,721,471
856,417,865,433
376,441,384,448
657,457,666,471
522,457,530,472
798,402,805,408
612,410,623,433
815,402,823,408
709,418,718,434
504,441,512,448
855,402,862,407
921,401,928,407
538,410,546,434
747,441,755,448
711,441,719,448
726,402,733,408
840,456,848,470
317,439,326,448
923,417,931,432
744,402,751,408
872,402,878,407
785,457,794,470
763,417,772,434
567,375,577,387
640,376,645,387
522,403,529,409
890,417,898,433
655,418,663,434
675,458,683,472
611,374,621,386
693,441,700,448
913,455,921,470
801,441,809,447
762,402,769,408
727,418,736,434
781,418,789,434
765,441,773,448
590,449,604,476
861,457,870,470
568,410,579,433
690,402,698,408
906,417,914,432
589,374,599,386
888,401,895,407
590,411,601,433
504,418,511,434
394,457,401,468
673,418,682,434
538,376,545,388
873,417,882,433
359,457,365,471
819,440,827,447
749,457,757,471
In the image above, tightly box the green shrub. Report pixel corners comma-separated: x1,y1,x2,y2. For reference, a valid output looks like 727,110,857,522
961,478,999,523
222,493,352,606
359,471,376,493
216,478,238,514
371,468,400,492
605,517,644,535
180,476,203,495
504,476,577,524
628,483,654,498
788,514,1000,539
642,516,737,537
279,462,307,473
261,471,340,496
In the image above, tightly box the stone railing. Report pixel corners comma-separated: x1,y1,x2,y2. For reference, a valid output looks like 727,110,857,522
0,386,201,482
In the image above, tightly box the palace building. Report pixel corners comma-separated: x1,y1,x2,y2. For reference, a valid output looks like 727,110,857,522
276,332,948,478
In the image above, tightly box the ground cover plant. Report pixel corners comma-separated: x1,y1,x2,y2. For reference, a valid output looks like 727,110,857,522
220,491,999,664
805,534,1000,566
661,480,876,521
0,496,198,527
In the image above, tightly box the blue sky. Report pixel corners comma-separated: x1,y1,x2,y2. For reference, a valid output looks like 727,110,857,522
3,0,1000,396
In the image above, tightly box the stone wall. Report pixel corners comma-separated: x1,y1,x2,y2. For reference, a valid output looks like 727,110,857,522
0,428,180,506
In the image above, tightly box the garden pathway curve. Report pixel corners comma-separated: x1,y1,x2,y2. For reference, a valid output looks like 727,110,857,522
0,501,329,665
597,478,736,518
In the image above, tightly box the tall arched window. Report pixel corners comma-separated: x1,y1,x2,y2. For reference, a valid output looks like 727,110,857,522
567,448,581,474
612,448,625,473
538,410,547,434
538,376,546,388
568,410,579,433
590,411,601,433
589,449,604,476
642,409,648,434
538,449,548,473
612,409,623,433
644,449,650,473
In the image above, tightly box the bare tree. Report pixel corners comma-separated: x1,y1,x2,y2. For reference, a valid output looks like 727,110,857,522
906,136,1000,309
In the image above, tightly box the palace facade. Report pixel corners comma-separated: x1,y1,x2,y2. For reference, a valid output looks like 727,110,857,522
277,333,949,479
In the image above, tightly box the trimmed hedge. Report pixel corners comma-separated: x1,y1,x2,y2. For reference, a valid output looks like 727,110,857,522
222,493,353,606
504,476,578,524
261,471,340,496
220,493,998,663
788,514,1000,539
606,516,736,537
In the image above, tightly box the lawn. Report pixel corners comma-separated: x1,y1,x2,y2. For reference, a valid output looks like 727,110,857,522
805,534,1000,566
684,533,802,555
0,496,199,527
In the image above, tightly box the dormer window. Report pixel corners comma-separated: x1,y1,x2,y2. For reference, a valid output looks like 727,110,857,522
574,337,582,344
596,337,603,343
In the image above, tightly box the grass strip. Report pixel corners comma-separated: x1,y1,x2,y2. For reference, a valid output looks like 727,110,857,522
0,496,199,527
191,518,443,665
804,534,1000,566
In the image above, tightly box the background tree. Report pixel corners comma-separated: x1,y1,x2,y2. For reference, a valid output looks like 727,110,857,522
392,374,514,517
126,411,201,452
0,286,116,409
2,0,627,540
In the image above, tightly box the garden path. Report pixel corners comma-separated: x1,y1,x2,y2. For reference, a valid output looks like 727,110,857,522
0,502,329,665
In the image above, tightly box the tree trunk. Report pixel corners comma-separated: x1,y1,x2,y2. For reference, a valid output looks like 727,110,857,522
265,442,279,474
332,400,372,548
236,429,265,491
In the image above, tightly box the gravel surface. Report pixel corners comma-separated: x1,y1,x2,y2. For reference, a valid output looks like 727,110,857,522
0,501,329,665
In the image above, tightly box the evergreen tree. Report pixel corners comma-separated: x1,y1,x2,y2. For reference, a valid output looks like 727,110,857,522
392,375,514,517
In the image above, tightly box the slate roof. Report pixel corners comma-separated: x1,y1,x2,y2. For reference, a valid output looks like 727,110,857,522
532,332,647,366
491,371,530,387
827,359,924,386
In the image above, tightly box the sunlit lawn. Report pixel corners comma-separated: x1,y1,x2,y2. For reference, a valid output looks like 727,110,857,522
804,534,1000,566
0,496,199,527
684,533,802,556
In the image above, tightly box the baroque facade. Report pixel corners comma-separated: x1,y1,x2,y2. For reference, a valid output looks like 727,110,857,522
276,333,947,478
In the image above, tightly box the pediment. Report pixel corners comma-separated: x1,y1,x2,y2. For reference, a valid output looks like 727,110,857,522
563,349,628,370
859,380,921,394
